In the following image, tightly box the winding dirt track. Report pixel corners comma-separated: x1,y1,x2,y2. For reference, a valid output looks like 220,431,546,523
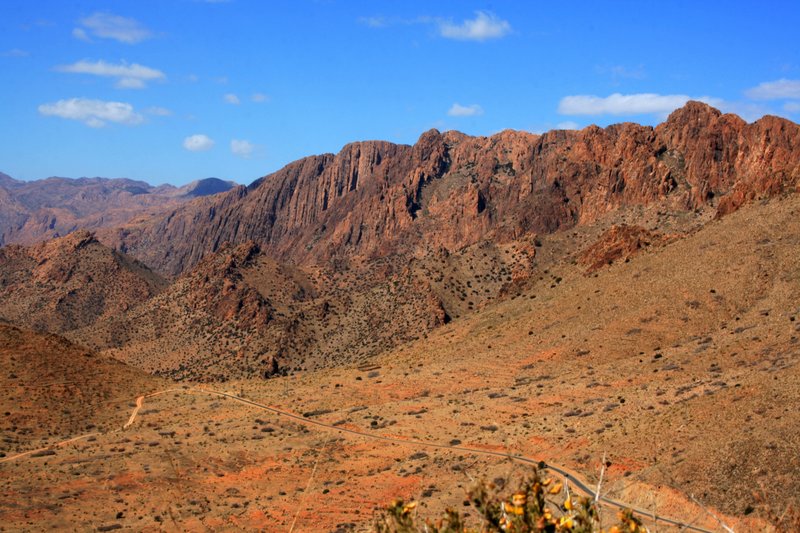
3,386,719,532
124,388,183,428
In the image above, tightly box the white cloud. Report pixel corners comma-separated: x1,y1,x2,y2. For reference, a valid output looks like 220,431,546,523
251,92,270,103
745,79,800,100
115,78,145,89
183,134,215,152
558,93,721,116
230,139,255,158
784,102,800,113
1,48,30,57
224,93,240,105
72,28,90,42
595,64,646,81
145,106,172,116
358,16,387,28
557,121,580,130
55,59,165,89
439,11,511,42
448,103,483,117
38,98,144,127
74,12,153,44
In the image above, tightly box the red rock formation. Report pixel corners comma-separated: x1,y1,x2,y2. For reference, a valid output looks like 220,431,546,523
578,225,673,273
102,102,800,276
182,241,273,328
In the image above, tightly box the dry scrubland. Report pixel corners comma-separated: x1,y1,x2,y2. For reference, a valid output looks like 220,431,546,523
1,195,798,531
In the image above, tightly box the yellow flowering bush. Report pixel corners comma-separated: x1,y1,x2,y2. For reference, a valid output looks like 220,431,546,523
375,466,643,533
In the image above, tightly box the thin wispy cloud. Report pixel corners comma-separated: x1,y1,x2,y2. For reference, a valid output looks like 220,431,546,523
745,79,800,100
558,93,721,116
224,93,240,105
73,12,153,44
38,98,144,128
448,103,484,117
1,49,29,57
230,139,255,158
359,11,510,43
251,93,270,103
439,11,511,42
595,64,646,81
183,134,215,152
784,102,800,113
145,106,172,116
55,59,165,89
358,15,432,28
73,28,91,42
358,16,387,28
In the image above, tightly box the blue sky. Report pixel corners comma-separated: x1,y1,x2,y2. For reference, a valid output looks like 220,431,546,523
1,1,798,186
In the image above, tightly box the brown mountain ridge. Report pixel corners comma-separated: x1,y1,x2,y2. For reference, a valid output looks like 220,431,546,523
103,102,800,277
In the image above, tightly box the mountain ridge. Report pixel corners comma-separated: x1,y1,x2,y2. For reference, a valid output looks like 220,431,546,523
101,102,800,277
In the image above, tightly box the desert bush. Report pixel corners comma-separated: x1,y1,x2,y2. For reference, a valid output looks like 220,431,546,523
375,465,643,533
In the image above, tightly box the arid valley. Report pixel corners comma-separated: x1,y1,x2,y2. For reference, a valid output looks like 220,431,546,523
2,101,800,531
2,4,800,532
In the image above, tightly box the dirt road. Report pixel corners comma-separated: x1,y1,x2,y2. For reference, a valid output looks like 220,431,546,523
2,386,721,532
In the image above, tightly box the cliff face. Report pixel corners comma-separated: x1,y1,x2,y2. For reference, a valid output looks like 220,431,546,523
105,102,800,276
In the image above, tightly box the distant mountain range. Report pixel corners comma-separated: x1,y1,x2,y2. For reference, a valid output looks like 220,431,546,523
0,174,237,246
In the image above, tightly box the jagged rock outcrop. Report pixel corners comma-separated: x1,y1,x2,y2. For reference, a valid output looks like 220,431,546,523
180,241,274,328
104,103,800,277
578,225,673,273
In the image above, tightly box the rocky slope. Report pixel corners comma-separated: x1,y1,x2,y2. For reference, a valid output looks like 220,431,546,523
0,174,236,246
0,230,166,332
0,323,164,453
70,236,537,380
104,102,800,277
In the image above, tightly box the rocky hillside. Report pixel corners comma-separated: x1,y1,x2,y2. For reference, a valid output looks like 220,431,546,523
0,323,164,452
0,174,236,246
70,236,537,380
0,230,166,332
104,102,800,277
